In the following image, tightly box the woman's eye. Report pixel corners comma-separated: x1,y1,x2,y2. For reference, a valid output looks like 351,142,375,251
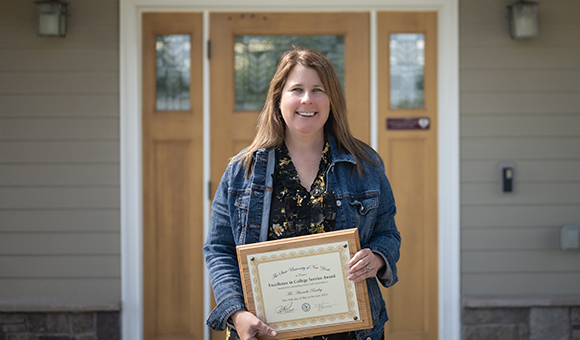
291,88,302,92
313,88,324,92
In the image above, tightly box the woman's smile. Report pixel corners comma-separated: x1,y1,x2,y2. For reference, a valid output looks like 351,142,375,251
296,111,316,117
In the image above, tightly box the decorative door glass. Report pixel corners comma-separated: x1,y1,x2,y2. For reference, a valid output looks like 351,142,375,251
155,35,191,111
234,35,345,111
390,33,425,109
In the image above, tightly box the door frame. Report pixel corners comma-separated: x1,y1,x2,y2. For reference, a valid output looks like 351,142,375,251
119,2,460,340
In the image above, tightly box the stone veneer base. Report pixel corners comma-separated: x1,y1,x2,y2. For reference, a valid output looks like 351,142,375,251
0,311,120,340
463,296,580,340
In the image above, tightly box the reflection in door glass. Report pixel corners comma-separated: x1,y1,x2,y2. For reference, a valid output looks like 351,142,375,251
390,33,425,109
156,35,191,111
234,36,344,111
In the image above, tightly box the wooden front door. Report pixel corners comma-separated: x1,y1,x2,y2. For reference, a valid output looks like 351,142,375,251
141,10,438,340
142,13,205,340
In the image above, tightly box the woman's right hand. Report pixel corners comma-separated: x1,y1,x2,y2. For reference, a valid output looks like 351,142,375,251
231,310,277,340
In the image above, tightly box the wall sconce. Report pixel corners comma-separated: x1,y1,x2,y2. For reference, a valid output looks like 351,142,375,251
35,0,68,37
507,0,539,39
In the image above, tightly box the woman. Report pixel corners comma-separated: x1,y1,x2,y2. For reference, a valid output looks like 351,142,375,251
203,48,400,340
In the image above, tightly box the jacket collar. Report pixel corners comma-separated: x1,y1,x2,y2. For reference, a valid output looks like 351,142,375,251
327,133,357,165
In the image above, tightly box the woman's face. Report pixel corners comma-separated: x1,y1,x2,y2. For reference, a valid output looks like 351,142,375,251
279,65,330,141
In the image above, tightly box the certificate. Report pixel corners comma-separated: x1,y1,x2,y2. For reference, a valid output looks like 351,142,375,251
236,229,372,340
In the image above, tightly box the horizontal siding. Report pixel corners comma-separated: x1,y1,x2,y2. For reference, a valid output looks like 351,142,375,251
460,0,580,26
0,233,119,255
462,250,580,273
461,137,580,160
460,0,580,297
461,116,580,137
0,141,119,162
0,25,119,49
462,183,580,205
460,70,580,92
460,23,580,47
462,228,562,251
462,273,580,296
461,93,579,114
461,160,580,182
0,0,120,308
0,164,119,186
462,206,580,228
0,49,119,72
0,72,119,94
0,210,120,232
460,47,580,69
0,118,119,140
0,279,120,309
0,187,120,209
0,256,120,278
0,95,119,117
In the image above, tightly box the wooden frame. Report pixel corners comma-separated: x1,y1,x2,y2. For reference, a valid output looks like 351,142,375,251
236,229,372,340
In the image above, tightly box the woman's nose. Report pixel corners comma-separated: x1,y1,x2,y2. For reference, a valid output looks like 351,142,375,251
300,91,313,104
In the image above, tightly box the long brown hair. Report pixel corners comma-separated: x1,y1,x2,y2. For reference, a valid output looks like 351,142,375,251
238,48,379,176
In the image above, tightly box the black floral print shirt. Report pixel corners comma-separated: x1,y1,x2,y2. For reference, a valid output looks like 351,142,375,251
267,141,337,240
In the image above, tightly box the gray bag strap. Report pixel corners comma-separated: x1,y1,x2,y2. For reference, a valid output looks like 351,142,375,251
259,148,276,242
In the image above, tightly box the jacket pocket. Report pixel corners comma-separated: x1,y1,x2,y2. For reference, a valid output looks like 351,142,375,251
348,195,378,215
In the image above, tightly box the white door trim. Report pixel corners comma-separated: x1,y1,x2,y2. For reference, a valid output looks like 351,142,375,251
119,2,460,340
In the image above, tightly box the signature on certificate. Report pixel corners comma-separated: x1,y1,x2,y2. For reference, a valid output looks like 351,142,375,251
275,302,295,315
314,301,338,312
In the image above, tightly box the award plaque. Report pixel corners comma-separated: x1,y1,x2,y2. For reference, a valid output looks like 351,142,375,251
236,229,372,340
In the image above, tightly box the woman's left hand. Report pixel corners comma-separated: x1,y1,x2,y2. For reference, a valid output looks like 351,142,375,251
347,248,385,282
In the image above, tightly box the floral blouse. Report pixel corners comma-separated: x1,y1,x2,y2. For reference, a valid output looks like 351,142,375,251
225,141,357,340
268,141,337,240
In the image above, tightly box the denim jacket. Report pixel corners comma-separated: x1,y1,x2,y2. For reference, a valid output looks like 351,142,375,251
203,134,400,340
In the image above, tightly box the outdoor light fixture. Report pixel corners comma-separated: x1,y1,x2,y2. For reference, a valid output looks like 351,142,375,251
508,0,539,39
35,0,68,37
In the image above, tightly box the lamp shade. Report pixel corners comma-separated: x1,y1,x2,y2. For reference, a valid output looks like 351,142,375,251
508,0,539,39
35,0,68,37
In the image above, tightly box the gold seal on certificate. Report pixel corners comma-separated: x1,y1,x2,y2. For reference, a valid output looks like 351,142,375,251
236,229,372,340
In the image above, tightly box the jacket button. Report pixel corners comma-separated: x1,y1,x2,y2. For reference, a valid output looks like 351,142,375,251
331,166,334,172
366,337,371,340
336,200,342,207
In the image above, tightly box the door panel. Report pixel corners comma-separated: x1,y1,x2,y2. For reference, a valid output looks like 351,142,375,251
210,12,370,195
377,12,438,340
142,13,205,340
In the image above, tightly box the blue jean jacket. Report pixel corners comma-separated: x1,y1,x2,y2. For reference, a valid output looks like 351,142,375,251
203,135,401,340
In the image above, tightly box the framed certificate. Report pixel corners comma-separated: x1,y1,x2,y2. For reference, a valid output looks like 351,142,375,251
236,229,373,340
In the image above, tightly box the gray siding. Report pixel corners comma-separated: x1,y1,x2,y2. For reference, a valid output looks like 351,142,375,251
0,0,120,309
460,0,580,296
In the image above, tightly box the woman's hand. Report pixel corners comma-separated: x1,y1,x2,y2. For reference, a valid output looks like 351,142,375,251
347,248,385,282
231,310,277,340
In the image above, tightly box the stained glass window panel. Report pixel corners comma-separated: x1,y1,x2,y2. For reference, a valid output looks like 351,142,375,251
234,35,345,111
156,35,191,111
390,33,425,109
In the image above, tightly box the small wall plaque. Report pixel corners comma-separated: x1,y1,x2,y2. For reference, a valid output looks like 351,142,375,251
387,117,430,130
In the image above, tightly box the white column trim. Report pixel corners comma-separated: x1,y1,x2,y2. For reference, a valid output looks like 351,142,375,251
202,10,211,340
370,10,378,151
120,2,143,340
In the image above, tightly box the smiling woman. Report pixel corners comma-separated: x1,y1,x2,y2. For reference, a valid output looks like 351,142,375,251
203,48,401,340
